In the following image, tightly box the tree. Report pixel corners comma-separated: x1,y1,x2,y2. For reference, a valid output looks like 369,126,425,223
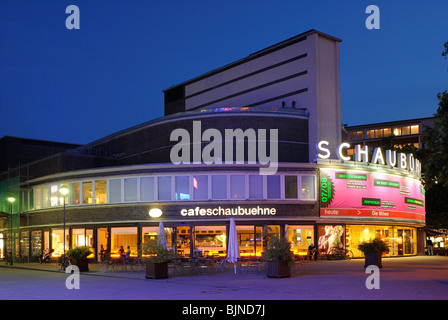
418,41,448,227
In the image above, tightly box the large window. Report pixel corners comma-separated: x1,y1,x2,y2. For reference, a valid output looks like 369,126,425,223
109,179,122,203
285,176,298,199
142,226,173,252
288,225,314,255
124,178,137,202
42,186,49,208
230,175,245,199
110,227,138,258
34,188,41,209
95,180,107,204
70,182,80,205
212,175,227,199
50,184,58,207
237,225,263,257
267,175,281,199
193,175,208,200
158,176,172,201
140,177,154,201
249,175,263,199
345,225,417,258
194,226,226,257
51,228,69,256
175,176,190,200
82,182,93,204
348,131,363,140
301,175,316,200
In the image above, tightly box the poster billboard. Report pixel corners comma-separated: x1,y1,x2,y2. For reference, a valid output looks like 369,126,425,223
320,168,425,222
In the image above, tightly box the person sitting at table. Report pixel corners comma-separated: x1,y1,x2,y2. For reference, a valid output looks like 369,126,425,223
118,246,125,257
308,243,317,261
125,246,131,259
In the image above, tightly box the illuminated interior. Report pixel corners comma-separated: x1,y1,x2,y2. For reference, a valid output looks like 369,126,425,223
142,226,174,256
288,225,314,255
51,228,69,256
110,227,138,257
346,225,417,257
194,225,226,256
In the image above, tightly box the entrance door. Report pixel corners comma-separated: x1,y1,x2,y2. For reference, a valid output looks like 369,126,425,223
397,229,404,256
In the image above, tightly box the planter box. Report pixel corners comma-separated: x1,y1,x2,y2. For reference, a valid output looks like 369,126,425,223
266,260,291,278
146,261,168,279
72,258,89,272
364,254,383,268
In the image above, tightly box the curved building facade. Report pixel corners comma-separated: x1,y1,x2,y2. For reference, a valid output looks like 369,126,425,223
0,30,425,262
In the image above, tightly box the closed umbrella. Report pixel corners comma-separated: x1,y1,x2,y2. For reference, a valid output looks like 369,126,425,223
226,218,240,274
158,221,168,250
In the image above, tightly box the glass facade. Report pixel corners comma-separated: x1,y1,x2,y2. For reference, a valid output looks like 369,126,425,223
316,224,418,258
8,222,421,261
30,172,317,210
346,225,417,257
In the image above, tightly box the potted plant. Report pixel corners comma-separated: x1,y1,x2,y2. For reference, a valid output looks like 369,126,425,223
262,227,294,278
66,246,92,272
142,240,175,279
358,238,389,268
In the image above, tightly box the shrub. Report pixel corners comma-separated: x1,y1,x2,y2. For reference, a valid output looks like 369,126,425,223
66,246,92,259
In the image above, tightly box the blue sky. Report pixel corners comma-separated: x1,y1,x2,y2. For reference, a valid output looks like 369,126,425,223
1,0,447,144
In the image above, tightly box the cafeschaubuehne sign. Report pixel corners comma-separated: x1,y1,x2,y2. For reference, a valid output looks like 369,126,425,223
181,206,276,217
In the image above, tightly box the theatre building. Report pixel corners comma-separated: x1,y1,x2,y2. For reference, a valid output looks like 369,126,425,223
0,29,426,262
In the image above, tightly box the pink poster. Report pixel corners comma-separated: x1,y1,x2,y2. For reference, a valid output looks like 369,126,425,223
320,168,425,221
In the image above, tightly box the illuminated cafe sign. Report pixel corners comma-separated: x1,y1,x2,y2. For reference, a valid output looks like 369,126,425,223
316,141,422,174
180,206,277,217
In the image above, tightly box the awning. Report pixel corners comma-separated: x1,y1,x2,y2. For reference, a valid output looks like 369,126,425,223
424,227,445,236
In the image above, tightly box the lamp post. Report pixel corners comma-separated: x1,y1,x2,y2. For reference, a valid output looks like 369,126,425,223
7,196,15,265
59,186,69,257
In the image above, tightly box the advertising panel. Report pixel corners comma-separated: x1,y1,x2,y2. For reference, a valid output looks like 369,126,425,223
320,168,425,222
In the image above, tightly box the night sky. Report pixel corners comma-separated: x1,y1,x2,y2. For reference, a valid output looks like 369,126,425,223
1,1,447,145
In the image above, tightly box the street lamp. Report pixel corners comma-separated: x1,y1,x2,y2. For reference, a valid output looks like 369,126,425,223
59,186,69,257
7,196,15,265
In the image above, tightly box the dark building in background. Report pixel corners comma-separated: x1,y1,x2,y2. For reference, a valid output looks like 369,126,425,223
0,136,81,174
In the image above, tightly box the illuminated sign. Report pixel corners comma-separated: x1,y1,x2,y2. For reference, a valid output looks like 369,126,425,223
319,168,425,222
316,141,421,174
148,208,163,218
180,206,277,217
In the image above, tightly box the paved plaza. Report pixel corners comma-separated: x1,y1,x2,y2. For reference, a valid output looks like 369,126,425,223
0,256,447,301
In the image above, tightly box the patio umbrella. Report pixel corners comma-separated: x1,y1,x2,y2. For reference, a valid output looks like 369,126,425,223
158,221,168,250
226,218,240,274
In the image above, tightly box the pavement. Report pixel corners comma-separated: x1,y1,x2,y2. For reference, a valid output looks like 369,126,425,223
0,255,447,301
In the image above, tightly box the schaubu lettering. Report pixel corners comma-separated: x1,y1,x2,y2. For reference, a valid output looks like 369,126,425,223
180,206,276,217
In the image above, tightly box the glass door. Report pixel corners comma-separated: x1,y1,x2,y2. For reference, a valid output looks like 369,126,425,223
397,229,404,256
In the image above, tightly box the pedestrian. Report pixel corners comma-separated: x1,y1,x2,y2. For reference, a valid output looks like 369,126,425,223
426,239,433,256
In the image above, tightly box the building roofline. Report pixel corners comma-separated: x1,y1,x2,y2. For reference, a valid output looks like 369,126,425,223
344,116,435,130
163,29,342,92
0,135,81,147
